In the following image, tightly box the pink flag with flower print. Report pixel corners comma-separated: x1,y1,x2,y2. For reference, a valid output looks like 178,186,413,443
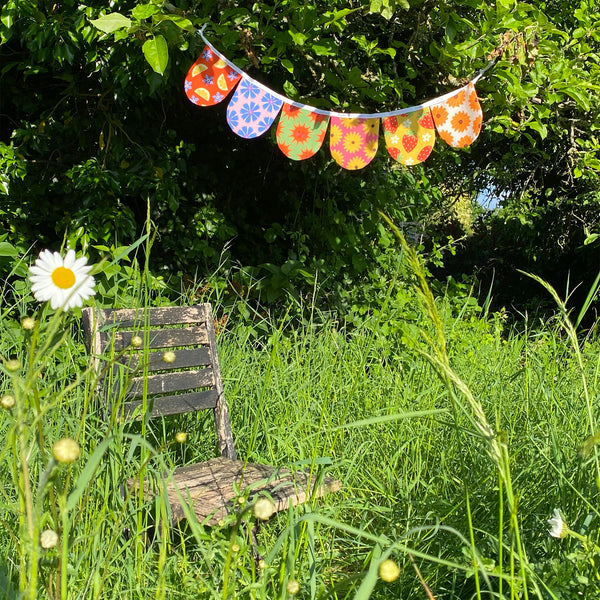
276,104,329,160
184,45,241,106
226,77,283,139
431,82,483,148
329,117,379,170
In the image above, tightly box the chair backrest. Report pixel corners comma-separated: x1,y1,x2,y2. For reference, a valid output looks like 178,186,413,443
82,304,237,460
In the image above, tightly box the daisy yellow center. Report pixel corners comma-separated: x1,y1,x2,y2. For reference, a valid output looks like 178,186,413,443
51,266,76,289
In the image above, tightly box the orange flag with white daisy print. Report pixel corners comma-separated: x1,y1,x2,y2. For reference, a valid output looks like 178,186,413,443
431,83,482,148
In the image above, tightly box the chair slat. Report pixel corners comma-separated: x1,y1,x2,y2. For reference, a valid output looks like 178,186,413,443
163,457,342,524
128,368,214,398
114,327,209,350
99,305,207,328
118,347,211,373
123,390,218,419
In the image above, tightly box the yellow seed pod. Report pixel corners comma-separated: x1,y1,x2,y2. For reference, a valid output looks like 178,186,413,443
52,438,80,464
253,497,275,521
379,559,400,582
40,529,59,549
162,350,176,363
21,317,36,330
130,335,143,347
1,395,15,409
4,359,21,372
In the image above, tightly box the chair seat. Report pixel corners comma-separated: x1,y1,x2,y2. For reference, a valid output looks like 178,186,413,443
161,457,341,525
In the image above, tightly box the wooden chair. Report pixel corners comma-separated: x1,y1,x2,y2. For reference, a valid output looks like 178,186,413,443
82,304,340,525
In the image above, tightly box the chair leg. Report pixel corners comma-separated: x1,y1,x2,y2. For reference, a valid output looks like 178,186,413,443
250,521,263,569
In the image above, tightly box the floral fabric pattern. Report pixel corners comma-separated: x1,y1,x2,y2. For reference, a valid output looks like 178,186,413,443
432,83,483,148
184,45,241,106
276,104,329,160
227,78,283,139
329,117,379,170
382,109,435,166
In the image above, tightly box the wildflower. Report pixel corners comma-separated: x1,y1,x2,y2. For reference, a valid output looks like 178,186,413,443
130,335,143,348
379,559,400,582
175,432,188,444
21,317,35,330
40,529,59,549
253,497,275,521
4,359,20,372
286,579,300,595
162,350,176,363
548,508,568,539
29,249,96,310
231,543,240,553
52,438,80,464
1,394,15,409
258,559,267,570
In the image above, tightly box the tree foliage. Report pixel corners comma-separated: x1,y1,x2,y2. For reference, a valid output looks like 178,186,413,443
1,0,600,315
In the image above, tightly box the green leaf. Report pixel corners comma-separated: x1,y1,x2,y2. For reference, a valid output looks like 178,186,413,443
0,242,18,257
157,15,195,32
279,58,294,73
288,28,307,46
311,39,338,56
89,13,132,34
142,35,168,75
131,4,160,20
65,437,113,512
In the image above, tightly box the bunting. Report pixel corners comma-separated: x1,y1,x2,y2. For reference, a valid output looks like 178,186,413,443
185,33,485,170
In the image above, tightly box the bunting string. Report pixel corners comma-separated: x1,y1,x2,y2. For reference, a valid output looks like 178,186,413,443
184,29,488,169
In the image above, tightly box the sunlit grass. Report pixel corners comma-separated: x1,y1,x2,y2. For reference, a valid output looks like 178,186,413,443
1,251,599,599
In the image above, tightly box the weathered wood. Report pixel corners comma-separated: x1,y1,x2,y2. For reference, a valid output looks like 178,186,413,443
127,368,214,398
160,457,342,524
123,390,218,419
99,305,207,328
117,347,212,373
204,305,237,460
114,327,210,351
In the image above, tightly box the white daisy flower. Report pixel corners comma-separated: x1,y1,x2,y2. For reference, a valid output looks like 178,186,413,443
547,508,568,539
29,249,96,310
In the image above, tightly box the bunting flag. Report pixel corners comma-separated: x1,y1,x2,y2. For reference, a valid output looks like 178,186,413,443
431,82,482,148
276,104,329,160
330,117,379,170
184,46,241,106
226,77,283,139
184,33,485,170
382,109,435,166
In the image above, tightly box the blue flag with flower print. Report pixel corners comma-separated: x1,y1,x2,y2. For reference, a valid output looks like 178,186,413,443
226,77,283,139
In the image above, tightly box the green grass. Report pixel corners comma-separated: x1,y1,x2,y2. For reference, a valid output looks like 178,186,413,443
1,251,600,599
